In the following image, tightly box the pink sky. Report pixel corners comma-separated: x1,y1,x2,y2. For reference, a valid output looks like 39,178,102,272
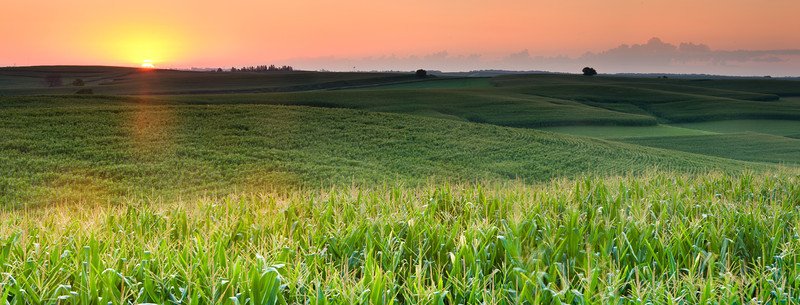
2,0,799,75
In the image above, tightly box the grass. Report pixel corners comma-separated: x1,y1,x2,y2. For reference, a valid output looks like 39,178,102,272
0,95,755,207
161,75,800,125
509,83,737,104
2,66,800,303
672,119,800,138
4,67,800,126
366,77,494,89
0,67,419,95
2,172,800,304
643,99,800,122
674,79,800,97
489,75,800,123
620,133,800,165
164,90,658,127
493,74,795,100
536,124,714,139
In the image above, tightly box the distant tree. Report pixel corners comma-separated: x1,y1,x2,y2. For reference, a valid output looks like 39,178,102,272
72,78,85,86
217,68,224,72
582,67,597,76
230,67,237,72
415,69,428,78
44,74,63,87
234,64,294,72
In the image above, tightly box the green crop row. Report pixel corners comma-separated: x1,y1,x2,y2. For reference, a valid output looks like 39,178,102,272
2,172,799,304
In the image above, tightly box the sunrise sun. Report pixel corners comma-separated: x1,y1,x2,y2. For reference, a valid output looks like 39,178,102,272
141,60,155,68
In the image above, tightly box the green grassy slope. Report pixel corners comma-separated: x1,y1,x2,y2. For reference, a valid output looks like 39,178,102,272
537,124,715,139
679,78,800,96
644,98,800,122
2,67,800,303
507,83,750,104
0,96,758,206
489,75,800,122
218,74,800,124
621,133,800,164
169,79,800,126
365,77,494,89
165,89,658,127
493,74,784,100
4,67,800,127
673,119,800,138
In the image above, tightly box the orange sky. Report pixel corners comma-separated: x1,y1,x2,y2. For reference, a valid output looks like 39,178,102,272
2,0,799,73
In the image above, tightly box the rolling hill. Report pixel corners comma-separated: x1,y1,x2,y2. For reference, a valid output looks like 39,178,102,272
0,95,761,207
1,66,800,304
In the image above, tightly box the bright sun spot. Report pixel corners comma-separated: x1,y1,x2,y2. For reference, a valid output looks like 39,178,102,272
141,60,155,68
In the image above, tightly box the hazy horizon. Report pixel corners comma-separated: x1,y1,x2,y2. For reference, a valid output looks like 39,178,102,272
3,0,799,76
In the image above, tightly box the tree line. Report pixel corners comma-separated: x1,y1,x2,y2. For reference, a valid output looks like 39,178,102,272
227,65,294,72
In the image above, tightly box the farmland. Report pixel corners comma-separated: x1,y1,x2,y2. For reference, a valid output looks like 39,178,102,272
3,173,800,304
0,95,751,207
1,66,800,303
621,133,800,164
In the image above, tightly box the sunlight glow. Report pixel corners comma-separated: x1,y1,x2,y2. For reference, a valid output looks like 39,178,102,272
141,60,155,68
89,22,186,68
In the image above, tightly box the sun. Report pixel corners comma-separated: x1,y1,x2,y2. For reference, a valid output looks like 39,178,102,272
141,60,155,69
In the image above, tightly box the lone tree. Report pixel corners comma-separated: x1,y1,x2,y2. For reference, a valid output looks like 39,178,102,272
44,74,63,87
582,67,598,76
72,78,85,86
415,69,427,78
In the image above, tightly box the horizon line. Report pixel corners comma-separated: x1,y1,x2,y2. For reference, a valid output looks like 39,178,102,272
1,64,798,78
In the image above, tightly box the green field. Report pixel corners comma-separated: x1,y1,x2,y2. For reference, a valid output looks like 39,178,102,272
163,90,658,127
0,95,753,207
367,77,494,89
0,67,415,95
1,66,800,303
536,124,714,139
3,173,800,304
673,119,800,138
621,133,800,164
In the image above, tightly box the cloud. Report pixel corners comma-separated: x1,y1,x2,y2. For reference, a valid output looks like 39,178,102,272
578,38,800,74
285,38,800,76
582,37,678,66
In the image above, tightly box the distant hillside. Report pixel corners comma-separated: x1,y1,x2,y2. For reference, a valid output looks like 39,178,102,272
430,70,560,77
3,66,799,127
0,65,419,95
